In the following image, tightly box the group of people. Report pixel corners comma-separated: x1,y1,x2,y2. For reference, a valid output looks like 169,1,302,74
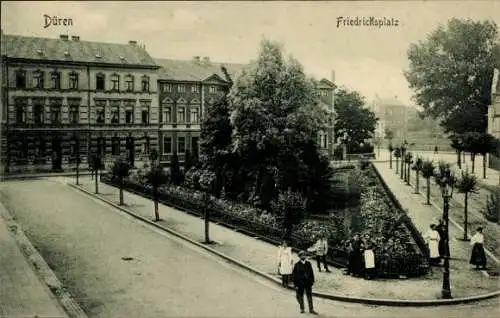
276,241,319,314
276,235,331,314
345,234,377,279
424,218,487,270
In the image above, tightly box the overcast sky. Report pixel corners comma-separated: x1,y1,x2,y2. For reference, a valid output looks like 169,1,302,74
2,1,499,106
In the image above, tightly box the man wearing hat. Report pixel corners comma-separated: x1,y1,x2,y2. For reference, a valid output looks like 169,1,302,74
292,250,318,315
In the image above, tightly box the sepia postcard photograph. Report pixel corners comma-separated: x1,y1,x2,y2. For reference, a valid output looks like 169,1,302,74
0,1,499,317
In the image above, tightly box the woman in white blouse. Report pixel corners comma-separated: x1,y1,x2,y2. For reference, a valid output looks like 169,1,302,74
277,241,294,287
470,227,487,270
425,224,441,266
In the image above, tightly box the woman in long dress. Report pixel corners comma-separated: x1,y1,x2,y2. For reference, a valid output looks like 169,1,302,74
425,224,441,266
470,227,487,270
277,241,294,287
363,237,376,280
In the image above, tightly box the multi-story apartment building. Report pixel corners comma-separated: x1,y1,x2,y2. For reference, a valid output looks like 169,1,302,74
1,31,337,173
155,57,244,164
155,57,336,163
1,31,160,173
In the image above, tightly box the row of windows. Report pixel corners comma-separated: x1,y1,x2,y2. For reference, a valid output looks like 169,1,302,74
162,136,199,155
15,69,151,92
15,104,79,124
13,136,152,158
162,106,199,124
162,83,219,94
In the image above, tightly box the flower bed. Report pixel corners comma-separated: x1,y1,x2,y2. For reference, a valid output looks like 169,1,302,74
102,162,429,278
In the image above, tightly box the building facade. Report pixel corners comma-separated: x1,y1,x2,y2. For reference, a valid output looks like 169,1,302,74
155,58,336,164
1,32,160,173
1,33,337,174
315,76,336,159
155,57,243,165
488,49,500,170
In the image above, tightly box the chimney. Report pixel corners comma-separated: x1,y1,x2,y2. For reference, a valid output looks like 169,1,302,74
193,56,200,63
331,70,335,83
129,40,137,45
60,34,69,41
203,56,211,65
71,35,80,42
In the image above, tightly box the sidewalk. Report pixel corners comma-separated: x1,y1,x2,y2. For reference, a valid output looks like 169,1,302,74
373,163,500,272
70,176,498,301
0,203,68,318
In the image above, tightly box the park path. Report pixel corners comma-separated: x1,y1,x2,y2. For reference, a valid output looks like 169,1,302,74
373,162,499,274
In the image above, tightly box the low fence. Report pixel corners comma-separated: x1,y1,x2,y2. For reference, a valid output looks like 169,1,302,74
101,173,429,278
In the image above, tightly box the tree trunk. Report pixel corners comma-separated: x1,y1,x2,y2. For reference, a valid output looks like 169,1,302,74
415,171,420,194
91,169,94,180
471,154,475,174
389,154,392,169
457,150,461,169
463,152,466,164
119,185,124,205
396,158,399,174
76,161,80,185
95,169,99,194
407,164,411,185
400,155,404,179
463,192,468,240
483,155,487,179
205,206,210,243
154,197,159,221
426,178,430,205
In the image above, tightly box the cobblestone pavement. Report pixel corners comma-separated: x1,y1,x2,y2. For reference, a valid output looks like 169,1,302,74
0,177,499,317
0,202,68,317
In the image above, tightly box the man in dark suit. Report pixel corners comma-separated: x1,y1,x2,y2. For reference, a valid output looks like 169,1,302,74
292,250,318,315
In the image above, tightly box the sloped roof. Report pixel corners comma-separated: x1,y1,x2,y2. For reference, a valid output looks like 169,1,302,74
317,78,336,89
1,33,158,67
155,58,246,82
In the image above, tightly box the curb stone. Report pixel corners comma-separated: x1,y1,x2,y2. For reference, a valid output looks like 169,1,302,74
69,183,500,307
0,202,88,318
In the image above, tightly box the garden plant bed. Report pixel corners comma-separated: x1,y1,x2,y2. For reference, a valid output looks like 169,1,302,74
101,163,429,278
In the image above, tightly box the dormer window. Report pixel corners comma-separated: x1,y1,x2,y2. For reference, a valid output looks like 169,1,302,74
36,49,43,55
209,85,217,94
64,51,70,56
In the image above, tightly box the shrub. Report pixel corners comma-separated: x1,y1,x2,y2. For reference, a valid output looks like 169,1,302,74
483,191,500,223
271,189,305,240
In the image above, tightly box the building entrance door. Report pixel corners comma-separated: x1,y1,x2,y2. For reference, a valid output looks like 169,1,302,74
51,137,62,171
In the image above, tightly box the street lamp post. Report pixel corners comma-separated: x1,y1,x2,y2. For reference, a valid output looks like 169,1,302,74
438,167,454,299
